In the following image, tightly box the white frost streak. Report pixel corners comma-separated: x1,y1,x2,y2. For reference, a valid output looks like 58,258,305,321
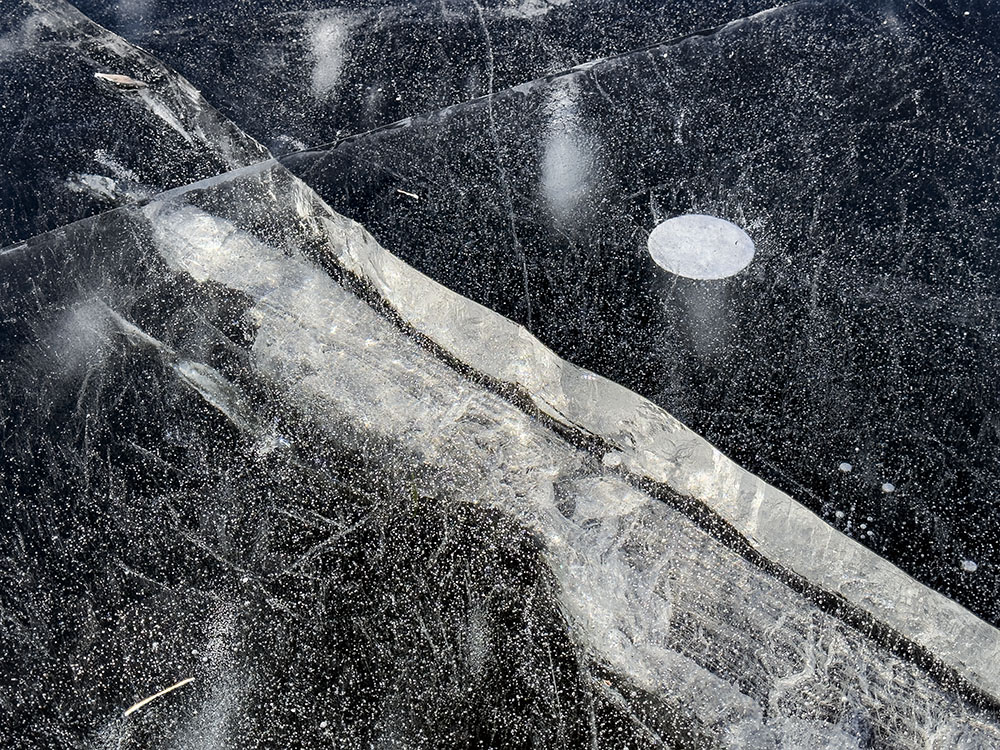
308,11,356,99
138,89,194,144
540,79,591,223
499,0,573,19
0,12,47,58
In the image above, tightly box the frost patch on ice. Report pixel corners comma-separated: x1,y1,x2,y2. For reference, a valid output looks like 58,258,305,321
115,0,156,29
0,12,47,58
49,299,113,376
138,89,194,144
498,0,573,18
839,462,853,473
882,482,896,493
69,149,151,201
962,560,979,572
307,11,358,99
67,174,122,200
273,134,309,153
67,173,150,202
94,149,142,183
540,79,592,223
648,214,755,280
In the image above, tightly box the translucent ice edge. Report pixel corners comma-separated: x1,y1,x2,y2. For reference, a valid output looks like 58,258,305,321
312,179,1000,707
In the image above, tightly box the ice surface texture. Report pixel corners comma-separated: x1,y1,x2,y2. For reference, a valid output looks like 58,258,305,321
3,161,1000,748
0,0,267,248
39,0,1000,623
283,0,1000,625
69,0,782,150
3,0,1000,746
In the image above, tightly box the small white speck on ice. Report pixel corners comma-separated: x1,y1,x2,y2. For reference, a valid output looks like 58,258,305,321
835,510,845,519
320,721,329,729
962,560,978,572
881,482,895,493
839,462,853,473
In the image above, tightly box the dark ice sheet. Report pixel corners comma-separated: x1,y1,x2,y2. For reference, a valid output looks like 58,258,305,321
69,0,781,152
4,157,999,750
0,171,670,750
283,0,1000,623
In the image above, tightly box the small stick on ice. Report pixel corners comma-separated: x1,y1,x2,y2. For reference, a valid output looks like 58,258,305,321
94,72,148,89
124,677,195,716
396,189,420,200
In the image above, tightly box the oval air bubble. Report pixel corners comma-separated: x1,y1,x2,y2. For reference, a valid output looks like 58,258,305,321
647,214,755,280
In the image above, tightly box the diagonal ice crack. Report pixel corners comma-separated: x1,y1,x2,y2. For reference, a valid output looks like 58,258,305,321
290,0,811,155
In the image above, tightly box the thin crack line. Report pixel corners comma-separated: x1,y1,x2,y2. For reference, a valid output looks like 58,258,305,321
470,0,533,328
295,0,809,155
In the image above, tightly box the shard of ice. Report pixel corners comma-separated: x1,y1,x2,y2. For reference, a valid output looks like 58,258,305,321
0,0,268,248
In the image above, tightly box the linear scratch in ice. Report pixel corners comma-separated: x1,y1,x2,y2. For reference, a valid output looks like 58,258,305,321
471,0,533,327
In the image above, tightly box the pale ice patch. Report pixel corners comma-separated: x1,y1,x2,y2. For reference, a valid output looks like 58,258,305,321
676,283,731,357
94,149,141,183
273,134,309,153
839,462,853,473
71,153,152,202
115,0,155,28
50,299,113,374
962,560,978,572
881,482,896,493
499,0,573,18
0,12,47,58
137,89,194,144
67,174,122,200
307,11,356,99
540,79,591,222
65,173,148,202
647,214,755,280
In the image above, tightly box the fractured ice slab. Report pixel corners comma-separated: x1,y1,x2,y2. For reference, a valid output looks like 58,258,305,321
282,0,1000,626
0,0,268,247
2,161,999,747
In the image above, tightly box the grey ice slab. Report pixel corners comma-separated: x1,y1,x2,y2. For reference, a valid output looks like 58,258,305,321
2,160,999,746
282,0,1000,624
0,0,268,248
68,0,781,152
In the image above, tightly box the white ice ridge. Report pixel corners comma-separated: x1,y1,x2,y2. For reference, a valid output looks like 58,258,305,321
137,164,1000,746
312,178,1000,705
